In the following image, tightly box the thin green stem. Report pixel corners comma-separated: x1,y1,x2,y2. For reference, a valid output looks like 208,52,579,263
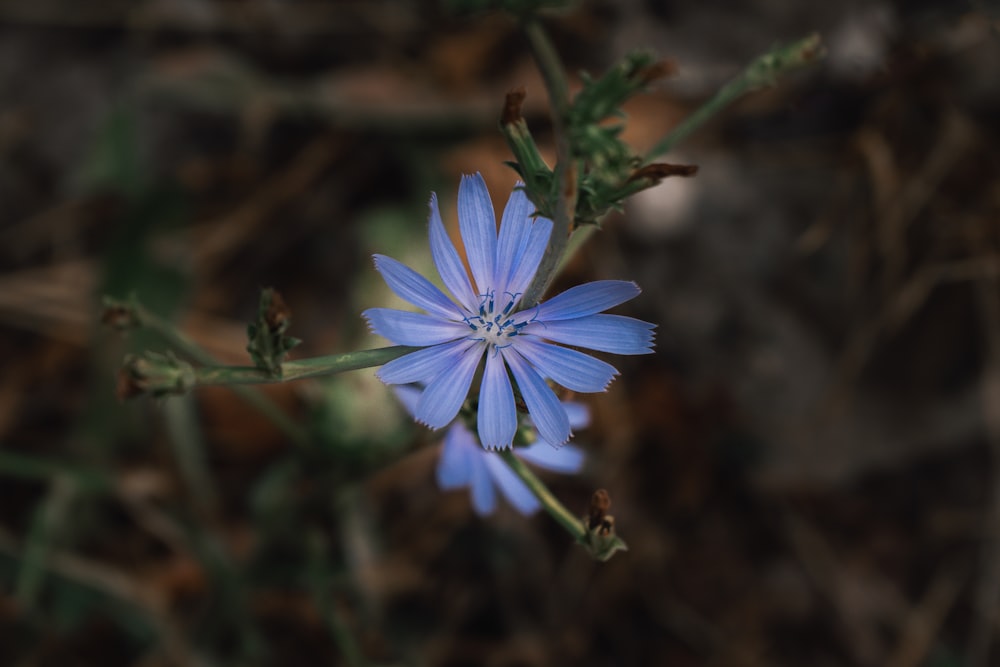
129,303,311,445
499,449,585,543
16,477,76,607
190,347,416,386
645,33,823,160
523,19,569,119
164,396,220,517
520,18,576,308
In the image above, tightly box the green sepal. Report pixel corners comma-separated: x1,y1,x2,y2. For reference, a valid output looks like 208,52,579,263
584,532,629,562
118,350,196,399
246,288,301,378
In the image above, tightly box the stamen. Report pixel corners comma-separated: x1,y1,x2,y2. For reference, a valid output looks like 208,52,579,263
467,287,523,349
500,294,519,316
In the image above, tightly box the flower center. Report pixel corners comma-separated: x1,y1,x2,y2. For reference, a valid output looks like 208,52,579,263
465,290,526,348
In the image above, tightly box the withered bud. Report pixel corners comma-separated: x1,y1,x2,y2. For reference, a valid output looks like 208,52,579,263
114,352,195,400
797,33,824,63
263,288,291,332
101,303,138,331
633,59,678,86
627,162,699,184
582,488,627,559
116,364,146,401
588,488,611,530
501,86,527,126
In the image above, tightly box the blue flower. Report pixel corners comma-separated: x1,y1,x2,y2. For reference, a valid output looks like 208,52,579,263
364,173,654,449
396,386,587,516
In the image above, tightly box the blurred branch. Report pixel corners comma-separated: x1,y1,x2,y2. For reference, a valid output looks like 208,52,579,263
644,33,824,160
0,1,419,36
511,28,822,308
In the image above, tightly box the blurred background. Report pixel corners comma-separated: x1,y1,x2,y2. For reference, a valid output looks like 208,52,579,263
1,0,998,665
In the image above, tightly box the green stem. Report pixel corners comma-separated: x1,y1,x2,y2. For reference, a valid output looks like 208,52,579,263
131,302,313,445
523,19,569,119
16,477,76,607
520,18,576,308
645,33,823,160
164,396,220,517
191,347,416,386
499,449,585,543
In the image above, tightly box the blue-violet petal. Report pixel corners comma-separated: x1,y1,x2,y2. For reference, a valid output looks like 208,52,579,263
469,454,498,516
511,337,618,392
535,280,641,321
378,338,478,385
504,216,552,301
495,185,533,297
428,192,477,311
363,308,468,347
522,314,655,355
502,347,571,446
484,455,541,515
457,173,498,295
415,343,483,428
518,442,585,474
478,350,517,449
373,254,458,320
437,424,475,489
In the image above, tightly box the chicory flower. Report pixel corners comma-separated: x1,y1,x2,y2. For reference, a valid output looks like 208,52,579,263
396,386,587,516
364,173,654,449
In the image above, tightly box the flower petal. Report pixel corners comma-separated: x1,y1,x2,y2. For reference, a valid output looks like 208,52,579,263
505,215,552,300
495,185,535,296
494,185,531,287
363,308,468,346
561,401,591,431
510,337,618,393
522,314,655,355
428,192,477,311
535,280,641,321
502,347,570,446
373,254,459,320
414,344,483,428
469,453,498,515
483,454,541,515
393,385,422,417
518,442,585,474
378,339,478,385
478,350,517,449
458,173,497,296
437,423,476,489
